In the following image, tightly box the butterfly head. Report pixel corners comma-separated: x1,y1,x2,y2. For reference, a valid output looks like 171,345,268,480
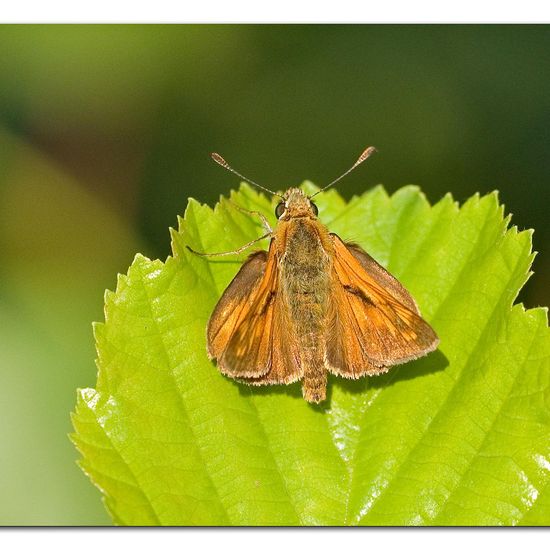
275,188,319,220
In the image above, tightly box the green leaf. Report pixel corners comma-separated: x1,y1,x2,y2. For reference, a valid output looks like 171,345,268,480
71,182,550,526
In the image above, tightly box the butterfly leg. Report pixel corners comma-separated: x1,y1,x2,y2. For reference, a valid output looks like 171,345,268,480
227,200,273,233
186,232,272,257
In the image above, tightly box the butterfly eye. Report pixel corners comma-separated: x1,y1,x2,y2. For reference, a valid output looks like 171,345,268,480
275,202,286,218
310,201,319,216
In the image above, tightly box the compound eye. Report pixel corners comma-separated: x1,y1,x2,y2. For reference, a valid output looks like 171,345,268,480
310,201,319,216
275,201,286,218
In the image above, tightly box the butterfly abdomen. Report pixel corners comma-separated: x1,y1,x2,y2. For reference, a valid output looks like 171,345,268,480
280,219,333,403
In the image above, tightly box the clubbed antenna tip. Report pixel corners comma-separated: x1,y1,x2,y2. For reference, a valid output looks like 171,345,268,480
211,152,228,168
354,146,378,167
210,152,284,199
309,145,378,198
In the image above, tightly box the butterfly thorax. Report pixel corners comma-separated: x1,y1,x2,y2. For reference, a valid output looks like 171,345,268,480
275,212,334,403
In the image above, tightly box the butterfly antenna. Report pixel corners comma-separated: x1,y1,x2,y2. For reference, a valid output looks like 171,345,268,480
211,153,284,199
309,146,378,199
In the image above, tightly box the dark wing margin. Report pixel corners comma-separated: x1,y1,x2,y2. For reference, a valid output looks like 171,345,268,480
326,234,439,379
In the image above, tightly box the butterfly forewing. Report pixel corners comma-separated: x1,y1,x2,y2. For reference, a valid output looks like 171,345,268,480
237,290,303,386
207,242,303,383
343,239,420,313
326,235,439,378
207,250,273,378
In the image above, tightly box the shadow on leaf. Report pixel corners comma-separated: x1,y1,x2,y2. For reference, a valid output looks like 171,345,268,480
332,348,449,396
235,379,304,401
231,349,448,409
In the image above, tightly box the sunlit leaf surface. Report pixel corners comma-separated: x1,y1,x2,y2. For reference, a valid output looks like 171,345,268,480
72,183,550,525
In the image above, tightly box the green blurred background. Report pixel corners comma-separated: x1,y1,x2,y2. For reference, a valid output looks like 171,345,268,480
0,24,548,525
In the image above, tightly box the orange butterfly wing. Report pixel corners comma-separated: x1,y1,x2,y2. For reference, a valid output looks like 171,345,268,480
207,242,302,384
326,234,439,378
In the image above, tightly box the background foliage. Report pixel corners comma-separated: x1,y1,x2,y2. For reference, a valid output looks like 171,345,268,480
0,25,549,525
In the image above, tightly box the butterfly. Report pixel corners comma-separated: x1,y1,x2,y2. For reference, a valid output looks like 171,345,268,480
193,147,439,403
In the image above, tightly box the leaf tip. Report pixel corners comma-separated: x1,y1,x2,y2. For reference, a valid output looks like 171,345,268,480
183,196,214,223
132,252,153,267
92,320,104,337
360,183,389,203
78,387,99,406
